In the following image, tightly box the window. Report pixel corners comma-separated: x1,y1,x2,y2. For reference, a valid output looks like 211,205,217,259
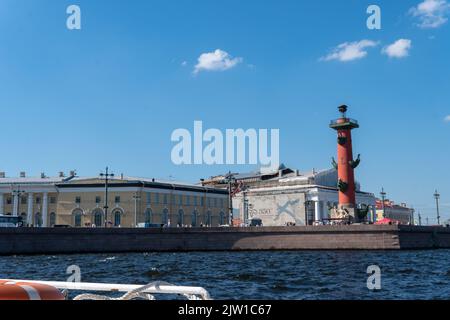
191,210,198,227
75,214,82,227
115,196,121,204
145,209,153,224
154,193,159,204
146,193,151,204
75,196,81,204
186,195,190,206
193,196,197,206
35,212,42,227
206,211,212,226
220,212,225,225
95,196,101,204
162,209,169,224
113,210,121,227
163,194,168,204
93,210,103,227
179,195,183,206
178,209,184,226
50,212,56,227
200,197,204,206
35,197,41,204
6,198,11,205
50,197,56,204
21,197,27,205
220,199,224,208
214,198,217,208
73,209,83,227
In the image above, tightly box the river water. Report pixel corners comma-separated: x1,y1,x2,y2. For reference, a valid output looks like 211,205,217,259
1,250,450,300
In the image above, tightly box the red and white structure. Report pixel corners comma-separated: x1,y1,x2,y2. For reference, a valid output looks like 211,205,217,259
330,105,361,221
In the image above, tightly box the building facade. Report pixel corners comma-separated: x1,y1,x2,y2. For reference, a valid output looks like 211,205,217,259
0,172,62,227
375,199,414,225
203,166,377,226
0,172,228,228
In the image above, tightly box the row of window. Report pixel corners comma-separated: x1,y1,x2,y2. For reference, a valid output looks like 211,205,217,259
74,194,226,208
18,212,56,227
72,209,123,227
5,196,56,205
4,194,227,208
75,196,121,204
70,209,227,228
144,193,225,208
143,209,227,227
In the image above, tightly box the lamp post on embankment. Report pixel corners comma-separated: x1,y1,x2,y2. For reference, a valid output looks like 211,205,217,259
225,171,236,227
434,190,441,226
133,193,141,228
380,188,387,219
100,167,114,228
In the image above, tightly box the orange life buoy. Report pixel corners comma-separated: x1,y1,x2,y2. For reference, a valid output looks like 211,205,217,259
0,280,65,300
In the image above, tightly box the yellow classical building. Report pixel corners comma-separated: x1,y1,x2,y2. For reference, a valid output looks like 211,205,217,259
0,172,229,228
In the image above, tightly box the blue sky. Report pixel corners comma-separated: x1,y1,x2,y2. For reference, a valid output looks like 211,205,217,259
0,0,449,222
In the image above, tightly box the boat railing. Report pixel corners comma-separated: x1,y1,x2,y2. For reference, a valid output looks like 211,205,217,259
1,279,212,300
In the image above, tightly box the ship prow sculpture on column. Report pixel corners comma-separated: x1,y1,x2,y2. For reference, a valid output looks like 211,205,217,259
330,105,366,223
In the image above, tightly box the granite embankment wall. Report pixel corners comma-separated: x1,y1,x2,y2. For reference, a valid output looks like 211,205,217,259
0,225,449,255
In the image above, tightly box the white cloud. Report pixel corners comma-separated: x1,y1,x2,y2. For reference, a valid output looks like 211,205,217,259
320,40,378,62
382,39,412,58
409,0,450,28
193,49,243,74
444,115,450,122
181,61,188,67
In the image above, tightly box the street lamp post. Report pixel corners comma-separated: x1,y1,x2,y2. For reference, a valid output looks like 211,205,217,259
132,193,141,228
434,190,441,226
225,171,236,227
243,193,249,225
100,167,114,228
418,212,422,226
380,188,387,219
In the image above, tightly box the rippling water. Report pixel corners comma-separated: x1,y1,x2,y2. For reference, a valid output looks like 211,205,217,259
1,250,450,300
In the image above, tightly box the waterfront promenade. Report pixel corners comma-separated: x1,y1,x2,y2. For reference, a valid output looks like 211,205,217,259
1,225,449,255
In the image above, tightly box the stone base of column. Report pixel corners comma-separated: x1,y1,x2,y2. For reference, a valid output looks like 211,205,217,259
331,205,357,223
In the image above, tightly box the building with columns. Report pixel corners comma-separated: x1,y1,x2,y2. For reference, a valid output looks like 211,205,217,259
0,172,228,228
202,165,376,226
0,172,62,227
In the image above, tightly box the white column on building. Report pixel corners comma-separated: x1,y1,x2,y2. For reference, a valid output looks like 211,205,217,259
42,193,48,228
27,193,34,226
13,193,19,217
314,201,321,222
0,193,4,215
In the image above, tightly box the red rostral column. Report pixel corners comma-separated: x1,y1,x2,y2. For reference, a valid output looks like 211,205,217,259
330,105,360,218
